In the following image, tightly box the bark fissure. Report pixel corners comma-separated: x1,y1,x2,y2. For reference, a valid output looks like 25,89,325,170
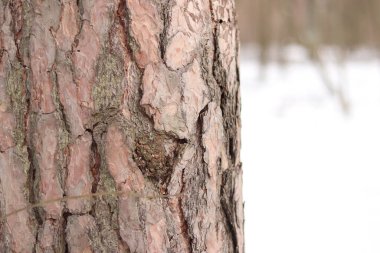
221,170,238,253
90,132,101,194
178,168,193,253
116,0,132,58
159,0,171,63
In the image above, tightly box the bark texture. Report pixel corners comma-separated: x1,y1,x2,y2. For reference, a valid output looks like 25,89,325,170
0,0,243,252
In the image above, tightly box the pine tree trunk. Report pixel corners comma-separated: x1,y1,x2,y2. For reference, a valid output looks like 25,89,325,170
0,0,243,252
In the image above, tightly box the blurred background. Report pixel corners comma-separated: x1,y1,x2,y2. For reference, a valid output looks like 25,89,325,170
237,1,380,252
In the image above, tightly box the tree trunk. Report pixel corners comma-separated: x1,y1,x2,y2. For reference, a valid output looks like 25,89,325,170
0,0,243,252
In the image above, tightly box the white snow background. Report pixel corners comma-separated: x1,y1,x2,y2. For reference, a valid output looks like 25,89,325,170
241,46,380,253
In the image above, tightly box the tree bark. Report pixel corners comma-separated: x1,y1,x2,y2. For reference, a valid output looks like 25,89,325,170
0,0,243,252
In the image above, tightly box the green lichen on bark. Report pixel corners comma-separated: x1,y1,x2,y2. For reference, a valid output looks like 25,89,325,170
6,63,27,150
5,63,31,179
93,52,124,112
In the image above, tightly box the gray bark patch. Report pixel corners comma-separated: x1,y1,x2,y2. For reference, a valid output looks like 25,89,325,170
93,52,124,112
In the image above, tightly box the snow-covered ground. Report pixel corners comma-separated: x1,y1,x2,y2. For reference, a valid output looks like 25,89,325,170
241,46,380,253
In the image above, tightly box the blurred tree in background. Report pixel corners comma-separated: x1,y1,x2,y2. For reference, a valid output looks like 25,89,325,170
237,0,380,113
237,0,380,60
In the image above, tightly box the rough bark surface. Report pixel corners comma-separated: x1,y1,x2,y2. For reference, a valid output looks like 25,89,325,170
0,0,243,252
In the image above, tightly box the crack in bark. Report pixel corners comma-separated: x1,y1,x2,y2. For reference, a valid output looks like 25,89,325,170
120,0,144,68
221,170,238,253
159,0,172,68
179,163,193,253
90,131,101,194
197,103,209,155
27,146,42,225
116,0,132,58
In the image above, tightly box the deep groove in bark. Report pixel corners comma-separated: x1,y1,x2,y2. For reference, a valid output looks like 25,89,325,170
197,103,209,154
116,0,130,57
55,70,72,137
27,146,42,225
122,0,144,68
159,0,171,63
221,170,238,253
90,132,101,194
62,211,71,253
179,166,193,253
